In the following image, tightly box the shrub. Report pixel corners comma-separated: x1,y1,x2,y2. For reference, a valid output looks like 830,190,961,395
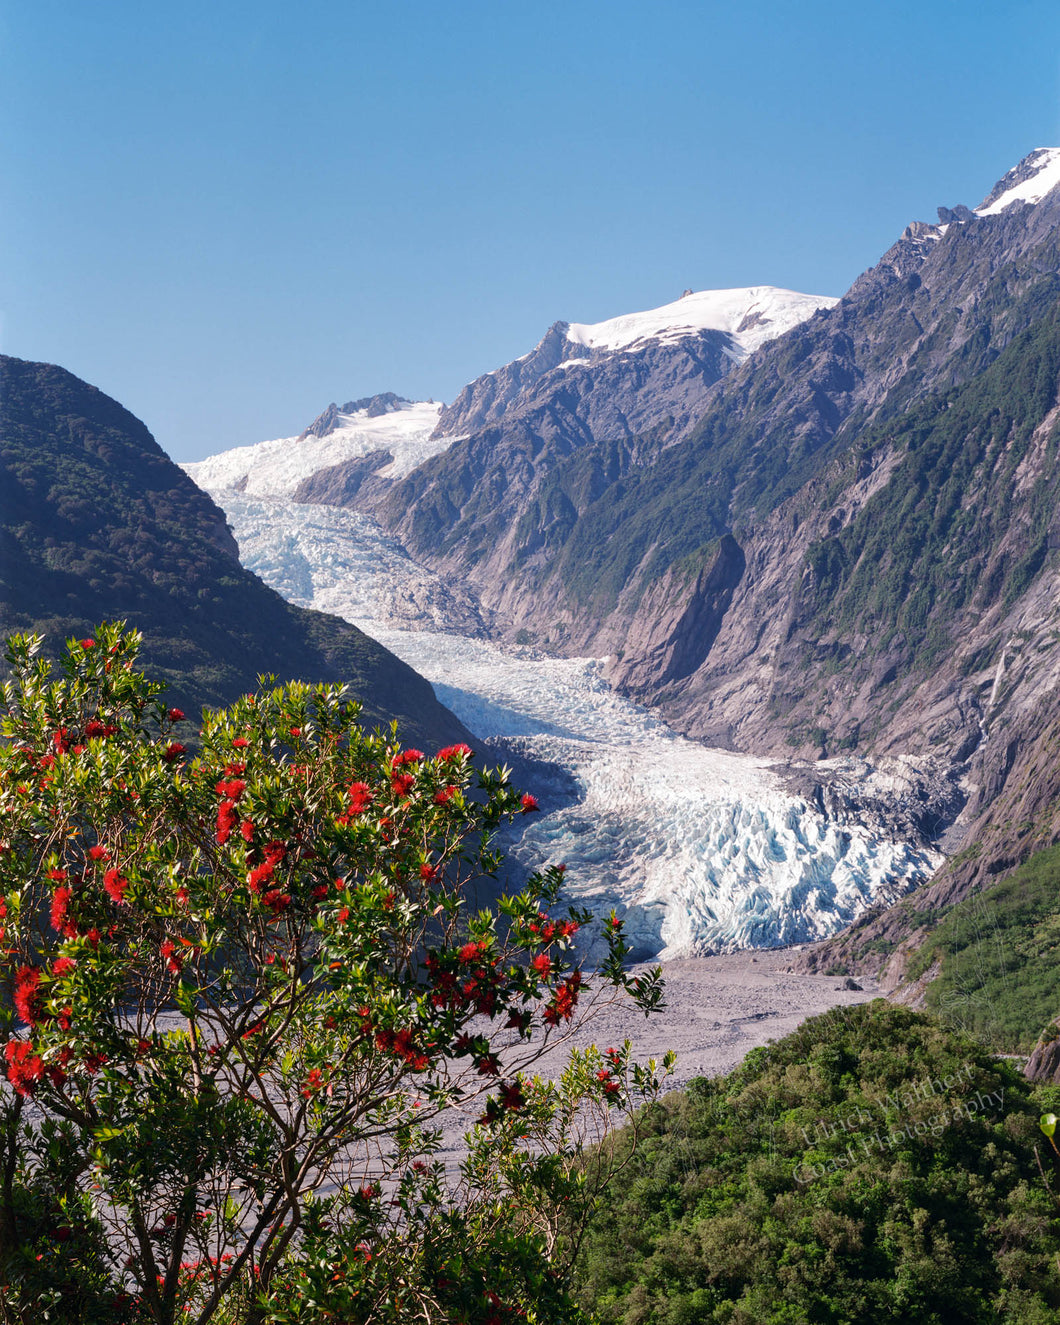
0,624,670,1323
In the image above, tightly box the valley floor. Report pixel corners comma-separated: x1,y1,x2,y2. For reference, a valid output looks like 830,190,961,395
434,949,879,1167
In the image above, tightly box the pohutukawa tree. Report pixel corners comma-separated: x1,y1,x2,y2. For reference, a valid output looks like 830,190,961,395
0,625,669,1325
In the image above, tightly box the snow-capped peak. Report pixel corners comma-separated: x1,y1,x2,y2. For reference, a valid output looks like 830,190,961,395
184,399,447,500
976,147,1060,216
563,285,838,358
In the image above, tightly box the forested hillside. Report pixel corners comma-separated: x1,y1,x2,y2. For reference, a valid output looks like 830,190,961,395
0,355,472,749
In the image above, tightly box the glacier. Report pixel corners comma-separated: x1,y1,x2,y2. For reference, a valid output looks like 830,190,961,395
186,400,941,959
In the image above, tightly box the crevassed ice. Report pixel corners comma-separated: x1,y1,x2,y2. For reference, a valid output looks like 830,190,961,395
188,467,941,958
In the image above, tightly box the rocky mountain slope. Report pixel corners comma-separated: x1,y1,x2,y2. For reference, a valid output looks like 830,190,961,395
0,356,472,749
360,151,1060,821
321,148,1060,998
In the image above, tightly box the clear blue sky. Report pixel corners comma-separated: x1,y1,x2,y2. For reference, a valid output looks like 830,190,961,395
3,0,1060,461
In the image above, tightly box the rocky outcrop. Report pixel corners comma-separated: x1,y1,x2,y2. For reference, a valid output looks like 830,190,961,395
435,323,582,437
1025,1020,1060,1082
291,450,394,504
299,393,408,440
609,535,745,694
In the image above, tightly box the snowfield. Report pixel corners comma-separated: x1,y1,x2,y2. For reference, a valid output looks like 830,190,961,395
184,400,447,498
563,285,839,358
187,409,941,958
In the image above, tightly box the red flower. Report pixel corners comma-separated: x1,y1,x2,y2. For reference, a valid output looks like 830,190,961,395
167,708,185,722
247,861,274,894
532,952,551,977
520,794,539,814
14,969,42,1026
459,942,481,963
419,863,437,881
289,727,301,738
84,719,106,739
215,778,245,801
88,845,109,861
433,786,456,805
160,939,182,975
51,957,76,978
436,743,472,761
391,772,415,797
5,1041,44,1097
47,867,67,882
216,800,237,845
231,737,249,749
240,820,254,842
346,782,372,814
103,869,129,904
162,743,186,763
80,639,95,650
392,748,424,768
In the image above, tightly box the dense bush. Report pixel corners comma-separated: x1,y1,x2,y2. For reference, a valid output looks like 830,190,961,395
904,843,1060,1052
0,624,670,1324
575,1001,1060,1325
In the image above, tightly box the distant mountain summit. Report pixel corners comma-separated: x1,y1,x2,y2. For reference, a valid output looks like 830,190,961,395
299,393,411,440
562,285,839,355
433,284,836,440
975,146,1060,214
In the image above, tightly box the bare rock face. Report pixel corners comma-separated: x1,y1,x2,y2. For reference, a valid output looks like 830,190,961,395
435,323,581,437
291,450,394,505
1025,1022,1060,1083
608,535,745,694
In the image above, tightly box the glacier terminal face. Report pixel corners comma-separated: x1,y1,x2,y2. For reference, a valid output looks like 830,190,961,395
187,429,942,959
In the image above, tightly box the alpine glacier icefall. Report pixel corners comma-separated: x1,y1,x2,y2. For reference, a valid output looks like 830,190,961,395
184,285,941,958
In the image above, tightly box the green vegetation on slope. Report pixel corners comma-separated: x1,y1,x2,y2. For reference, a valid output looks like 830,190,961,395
796,304,1060,672
576,1002,1060,1325
901,844,1060,1052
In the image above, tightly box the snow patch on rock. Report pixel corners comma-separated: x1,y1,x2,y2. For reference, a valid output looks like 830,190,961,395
976,147,1060,216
